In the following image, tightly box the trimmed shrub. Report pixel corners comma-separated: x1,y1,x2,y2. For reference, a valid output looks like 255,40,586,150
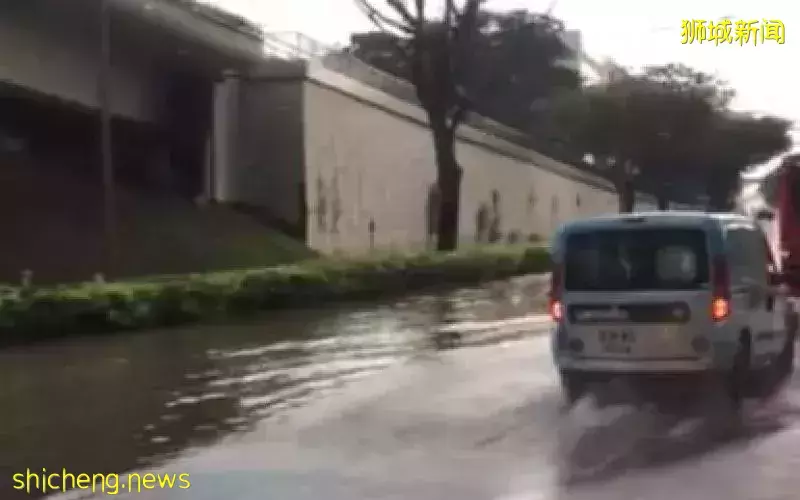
0,245,550,345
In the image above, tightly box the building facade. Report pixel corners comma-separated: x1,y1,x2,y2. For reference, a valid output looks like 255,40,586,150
0,1,659,275
214,59,659,254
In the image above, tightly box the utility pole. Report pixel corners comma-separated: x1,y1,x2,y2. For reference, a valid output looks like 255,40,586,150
98,0,116,276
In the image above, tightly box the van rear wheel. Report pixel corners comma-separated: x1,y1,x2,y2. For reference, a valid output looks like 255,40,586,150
726,335,751,411
778,309,798,381
771,326,796,388
776,332,795,378
753,320,797,398
560,371,588,407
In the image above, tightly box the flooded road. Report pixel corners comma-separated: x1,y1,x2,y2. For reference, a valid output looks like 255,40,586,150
0,275,548,499
7,273,800,500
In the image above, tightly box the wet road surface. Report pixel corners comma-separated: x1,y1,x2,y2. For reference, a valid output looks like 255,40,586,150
1,275,547,498
4,274,800,499
42,336,800,500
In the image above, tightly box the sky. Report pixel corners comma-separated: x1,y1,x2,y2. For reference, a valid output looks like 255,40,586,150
213,0,799,176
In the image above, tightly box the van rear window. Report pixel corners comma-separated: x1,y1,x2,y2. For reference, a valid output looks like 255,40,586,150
564,228,709,291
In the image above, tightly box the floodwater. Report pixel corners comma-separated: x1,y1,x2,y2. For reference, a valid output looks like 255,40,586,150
0,274,549,498
9,271,800,500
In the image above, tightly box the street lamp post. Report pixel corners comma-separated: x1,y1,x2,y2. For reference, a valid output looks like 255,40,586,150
98,0,116,277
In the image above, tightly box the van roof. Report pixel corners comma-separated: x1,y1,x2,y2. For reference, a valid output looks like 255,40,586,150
557,211,753,233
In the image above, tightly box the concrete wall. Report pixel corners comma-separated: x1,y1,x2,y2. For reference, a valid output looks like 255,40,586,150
300,62,626,255
112,0,265,63
213,61,310,210
211,74,241,201
223,60,659,256
303,80,435,253
0,9,160,122
234,77,306,228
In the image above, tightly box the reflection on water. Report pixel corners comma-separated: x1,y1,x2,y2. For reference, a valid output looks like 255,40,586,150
0,275,547,498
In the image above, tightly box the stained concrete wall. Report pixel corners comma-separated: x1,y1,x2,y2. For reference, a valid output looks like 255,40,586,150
231,60,658,255
234,76,306,228
302,62,635,254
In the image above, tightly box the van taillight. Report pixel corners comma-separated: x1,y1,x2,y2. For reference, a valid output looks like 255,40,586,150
711,255,731,322
550,300,564,322
549,265,564,322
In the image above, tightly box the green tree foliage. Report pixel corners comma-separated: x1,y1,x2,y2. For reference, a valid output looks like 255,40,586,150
352,0,577,249
549,63,792,211
350,9,580,131
702,113,792,209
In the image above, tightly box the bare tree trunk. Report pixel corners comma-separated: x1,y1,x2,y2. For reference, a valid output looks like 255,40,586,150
655,180,673,210
616,163,635,213
432,124,462,251
706,176,737,211
618,186,635,213
98,0,116,276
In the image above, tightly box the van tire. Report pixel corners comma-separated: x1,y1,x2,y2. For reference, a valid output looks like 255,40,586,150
560,371,587,407
754,316,797,399
727,333,751,411
774,326,795,383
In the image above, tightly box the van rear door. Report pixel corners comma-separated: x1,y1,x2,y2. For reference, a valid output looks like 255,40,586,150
562,226,713,362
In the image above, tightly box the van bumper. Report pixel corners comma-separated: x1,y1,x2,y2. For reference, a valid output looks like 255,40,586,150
555,356,716,374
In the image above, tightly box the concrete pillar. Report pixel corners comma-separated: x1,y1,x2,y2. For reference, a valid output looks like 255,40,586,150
211,69,240,202
201,134,212,202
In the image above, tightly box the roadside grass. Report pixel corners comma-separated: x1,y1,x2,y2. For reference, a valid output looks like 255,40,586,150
0,244,551,346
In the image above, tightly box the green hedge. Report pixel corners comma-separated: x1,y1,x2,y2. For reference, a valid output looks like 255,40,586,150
0,245,550,346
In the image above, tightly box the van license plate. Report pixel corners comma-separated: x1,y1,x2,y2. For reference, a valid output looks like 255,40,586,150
599,330,635,354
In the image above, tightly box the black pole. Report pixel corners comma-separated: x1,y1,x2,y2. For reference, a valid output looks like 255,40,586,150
98,0,116,276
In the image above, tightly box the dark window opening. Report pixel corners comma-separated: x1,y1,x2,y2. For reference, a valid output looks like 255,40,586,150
564,228,709,291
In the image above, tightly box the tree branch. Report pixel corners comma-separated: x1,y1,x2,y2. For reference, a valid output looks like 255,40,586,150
386,0,419,28
453,0,486,28
354,0,414,34
414,0,425,22
449,105,468,130
447,87,471,130
444,0,460,24
454,0,483,45
450,0,486,82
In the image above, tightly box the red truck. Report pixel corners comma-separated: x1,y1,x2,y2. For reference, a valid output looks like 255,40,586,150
752,153,800,346
756,153,800,296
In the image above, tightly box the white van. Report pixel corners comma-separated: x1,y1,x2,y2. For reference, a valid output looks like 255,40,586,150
549,212,795,407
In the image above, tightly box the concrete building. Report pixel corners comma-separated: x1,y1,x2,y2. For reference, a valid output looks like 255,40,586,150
0,0,267,199
0,1,659,280
0,0,274,281
217,56,661,253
